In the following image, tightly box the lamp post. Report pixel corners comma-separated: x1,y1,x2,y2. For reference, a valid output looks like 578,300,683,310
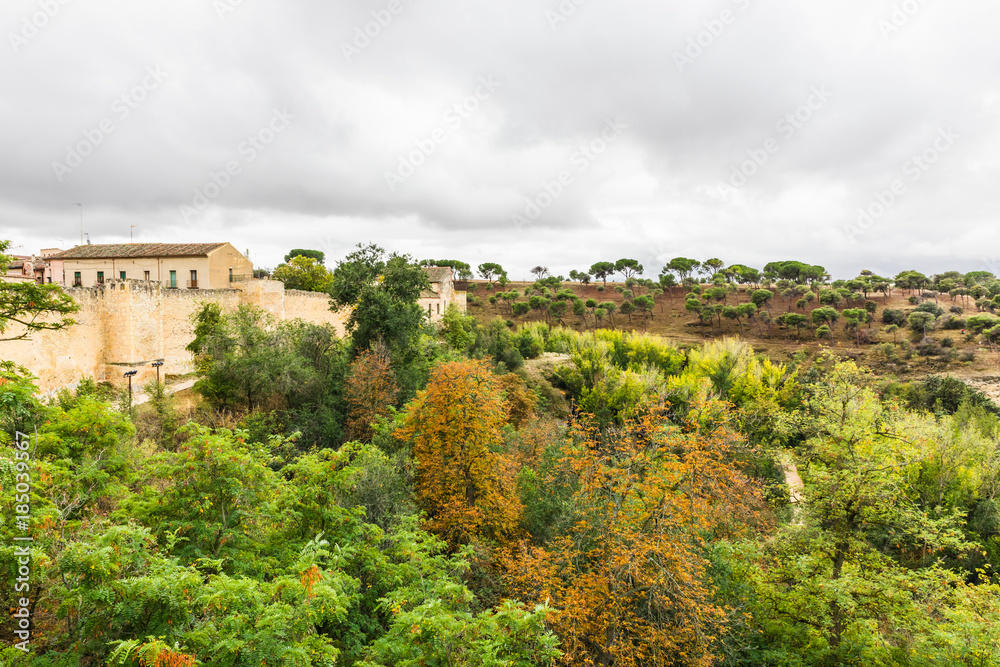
124,370,138,415
151,361,164,385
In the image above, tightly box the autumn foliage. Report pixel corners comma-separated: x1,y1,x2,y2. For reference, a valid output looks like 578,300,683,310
345,341,398,442
397,359,523,547
504,407,765,667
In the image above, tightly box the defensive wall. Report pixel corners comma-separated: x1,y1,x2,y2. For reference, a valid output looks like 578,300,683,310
0,279,348,395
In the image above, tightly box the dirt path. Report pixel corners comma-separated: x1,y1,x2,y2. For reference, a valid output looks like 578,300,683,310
781,454,805,525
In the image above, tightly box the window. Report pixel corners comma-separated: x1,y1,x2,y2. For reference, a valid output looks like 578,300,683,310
120,271,126,280
97,271,104,284
73,271,81,287
189,270,198,289
169,270,177,288
144,270,150,281
229,268,234,282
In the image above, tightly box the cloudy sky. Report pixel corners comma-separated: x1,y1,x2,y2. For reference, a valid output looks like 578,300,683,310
2,0,999,280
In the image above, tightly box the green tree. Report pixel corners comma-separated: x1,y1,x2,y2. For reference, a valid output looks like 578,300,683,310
283,248,326,264
272,255,334,292
750,289,773,313
614,258,644,281
664,257,700,281
589,261,616,287
477,262,505,286
909,311,936,337
750,363,972,662
421,259,473,280
329,244,430,358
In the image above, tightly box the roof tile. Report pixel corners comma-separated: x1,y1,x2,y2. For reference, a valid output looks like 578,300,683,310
48,243,228,260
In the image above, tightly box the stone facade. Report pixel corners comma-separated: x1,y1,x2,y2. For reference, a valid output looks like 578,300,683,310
0,279,348,395
48,242,253,290
417,267,468,323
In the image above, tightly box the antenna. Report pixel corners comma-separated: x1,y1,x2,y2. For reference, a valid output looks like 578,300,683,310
85,233,91,245
130,225,136,243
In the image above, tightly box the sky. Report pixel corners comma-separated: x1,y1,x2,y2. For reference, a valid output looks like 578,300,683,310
2,0,999,280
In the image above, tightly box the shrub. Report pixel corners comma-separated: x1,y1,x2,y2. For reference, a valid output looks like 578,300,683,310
914,302,944,317
882,309,907,326
940,336,955,348
917,341,944,356
960,350,975,362
941,315,966,330
950,305,964,315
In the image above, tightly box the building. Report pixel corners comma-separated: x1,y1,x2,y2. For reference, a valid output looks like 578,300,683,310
47,243,253,290
2,252,58,284
418,266,468,323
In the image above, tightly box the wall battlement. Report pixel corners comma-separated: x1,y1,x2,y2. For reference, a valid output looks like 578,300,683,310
0,279,348,394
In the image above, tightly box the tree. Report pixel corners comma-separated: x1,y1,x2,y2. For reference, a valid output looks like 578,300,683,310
345,341,398,442
811,306,840,331
841,308,870,346
590,261,616,287
703,257,724,276
664,257,700,281
272,255,334,292
329,244,430,358
283,248,326,264
782,312,809,339
909,311,936,338
504,410,764,667
752,363,972,661
0,240,79,341
421,259,473,280
634,295,654,323
614,258,643,281
477,262,505,287
396,360,523,547
750,289,773,313
530,265,550,280
600,301,617,329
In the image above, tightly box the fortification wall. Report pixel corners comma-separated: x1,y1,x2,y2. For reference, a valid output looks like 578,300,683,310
0,280,348,394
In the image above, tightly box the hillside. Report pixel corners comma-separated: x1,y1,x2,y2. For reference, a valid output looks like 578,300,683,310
464,278,997,379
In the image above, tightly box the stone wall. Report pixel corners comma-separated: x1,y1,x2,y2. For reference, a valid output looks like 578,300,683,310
0,279,348,394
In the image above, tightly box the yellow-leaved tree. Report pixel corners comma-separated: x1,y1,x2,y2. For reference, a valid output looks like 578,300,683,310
504,407,765,667
397,359,523,547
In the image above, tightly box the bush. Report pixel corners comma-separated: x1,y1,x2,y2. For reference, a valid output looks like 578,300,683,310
882,309,907,326
941,315,966,330
470,318,524,370
515,327,544,360
596,285,605,292
940,336,955,348
960,350,976,362
914,302,944,317
950,305,964,315
917,341,944,356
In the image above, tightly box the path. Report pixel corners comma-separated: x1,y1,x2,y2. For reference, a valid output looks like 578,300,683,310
781,454,805,525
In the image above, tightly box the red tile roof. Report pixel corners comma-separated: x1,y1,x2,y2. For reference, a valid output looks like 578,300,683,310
49,243,228,260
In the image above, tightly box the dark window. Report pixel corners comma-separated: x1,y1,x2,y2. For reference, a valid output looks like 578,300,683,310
144,270,150,280
97,271,104,284
120,271,126,280
73,271,82,287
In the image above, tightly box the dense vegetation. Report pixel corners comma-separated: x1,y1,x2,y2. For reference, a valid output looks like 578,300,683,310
4,244,1000,665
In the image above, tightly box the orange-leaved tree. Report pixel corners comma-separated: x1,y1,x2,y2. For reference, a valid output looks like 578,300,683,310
397,359,522,548
504,406,765,667
345,340,398,442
